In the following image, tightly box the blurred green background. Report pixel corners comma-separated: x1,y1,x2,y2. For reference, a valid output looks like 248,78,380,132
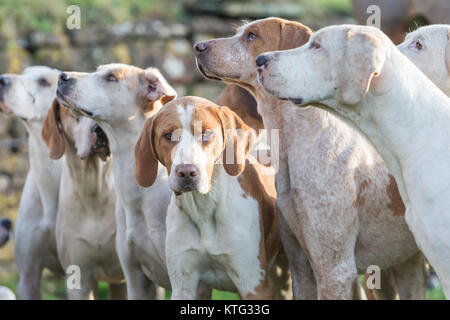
0,0,444,300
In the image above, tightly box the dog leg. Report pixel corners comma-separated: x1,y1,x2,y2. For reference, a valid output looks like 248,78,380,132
67,272,97,300
392,252,428,300
269,248,293,300
170,270,200,300
196,282,212,300
277,198,317,300
293,201,359,299
15,173,45,300
109,283,127,300
17,264,43,300
364,268,398,300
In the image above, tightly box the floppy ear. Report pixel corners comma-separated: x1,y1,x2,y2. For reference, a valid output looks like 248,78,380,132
135,117,159,187
279,21,312,50
42,99,65,159
141,68,177,114
338,31,386,105
219,106,256,176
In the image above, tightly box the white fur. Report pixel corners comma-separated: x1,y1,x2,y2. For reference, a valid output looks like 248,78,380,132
0,66,63,299
167,165,264,299
168,104,209,194
398,24,450,95
259,24,450,298
58,64,174,299
199,19,426,299
53,114,125,299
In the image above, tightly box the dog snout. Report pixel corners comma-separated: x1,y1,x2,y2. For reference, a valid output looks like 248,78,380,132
256,54,269,68
195,42,208,54
58,72,76,91
0,218,12,231
59,72,73,83
176,164,199,178
0,75,11,88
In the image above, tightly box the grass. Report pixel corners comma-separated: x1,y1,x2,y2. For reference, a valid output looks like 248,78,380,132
0,262,444,300
0,0,180,35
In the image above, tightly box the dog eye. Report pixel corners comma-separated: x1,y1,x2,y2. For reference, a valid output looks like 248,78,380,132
415,40,423,50
37,78,50,87
310,41,321,50
148,81,157,92
246,32,257,41
163,132,173,141
105,74,118,82
202,130,215,142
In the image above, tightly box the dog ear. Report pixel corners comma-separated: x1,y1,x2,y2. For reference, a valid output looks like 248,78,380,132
279,20,312,50
135,116,159,187
141,68,177,114
219,106,256,176
42,99,65,159
338,30,386,105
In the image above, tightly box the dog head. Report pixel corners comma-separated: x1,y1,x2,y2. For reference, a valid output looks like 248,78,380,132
135,96,256,195
0,218,12,248
42,99,110,160
257,25,389,109
194,17,311,90
398,25,450,95
0,66,60,122
56,64,176,125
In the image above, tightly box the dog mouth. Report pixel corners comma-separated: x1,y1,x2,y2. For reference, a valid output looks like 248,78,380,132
196,60,223,82
57,90,94,117
91,123,110,161
171,181,199,196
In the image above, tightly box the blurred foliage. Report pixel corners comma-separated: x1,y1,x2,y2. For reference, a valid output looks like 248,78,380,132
303,0,352,17
0,0,181,35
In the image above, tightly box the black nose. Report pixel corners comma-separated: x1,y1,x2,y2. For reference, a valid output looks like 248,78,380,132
256,55,269,68
59,72,69,82
195,42,208,53
175,164,199,178
58,73,75,94
0,76,11,87
1,218,12,231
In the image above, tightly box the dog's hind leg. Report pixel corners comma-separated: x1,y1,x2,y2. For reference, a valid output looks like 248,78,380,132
66,275,97,300
363,268,398,300
109,283,127,300
277,203,317,300
392,252,428,300
270,248,293,300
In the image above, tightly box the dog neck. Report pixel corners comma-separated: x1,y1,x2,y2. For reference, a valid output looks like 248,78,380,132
26,121,62,172
63,136,113,211
173,163,234,238
329,50,450,207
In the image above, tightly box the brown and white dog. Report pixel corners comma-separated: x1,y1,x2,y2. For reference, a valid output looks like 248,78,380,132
195,17,427,299
0,66,64,299
135,96,280,299
42,97,125,299
56,64,176,299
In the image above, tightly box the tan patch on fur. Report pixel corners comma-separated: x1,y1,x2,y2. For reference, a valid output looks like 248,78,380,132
238,160,279,299
386,175,406,215
216,85,262,130
354,179,369,208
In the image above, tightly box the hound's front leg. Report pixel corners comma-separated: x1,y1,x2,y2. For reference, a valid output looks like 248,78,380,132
168,256,201,300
